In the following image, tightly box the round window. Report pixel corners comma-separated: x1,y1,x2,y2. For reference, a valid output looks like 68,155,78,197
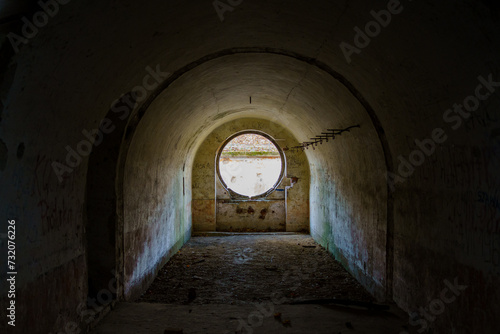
216,131,285,199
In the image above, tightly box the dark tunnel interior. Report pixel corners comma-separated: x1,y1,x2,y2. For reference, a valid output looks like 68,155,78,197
0,0,499,333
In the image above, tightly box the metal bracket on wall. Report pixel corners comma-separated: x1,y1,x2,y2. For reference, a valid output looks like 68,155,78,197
288,125,360,152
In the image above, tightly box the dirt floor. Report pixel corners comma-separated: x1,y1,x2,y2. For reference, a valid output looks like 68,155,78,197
138,233,375,306
92,233,414,334
91,302,412,334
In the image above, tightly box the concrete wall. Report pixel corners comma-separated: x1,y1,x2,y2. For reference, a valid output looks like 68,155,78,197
122,114,192,300
192,118,310,232
0,0,499,332
309,131,388,300
216,200,286,232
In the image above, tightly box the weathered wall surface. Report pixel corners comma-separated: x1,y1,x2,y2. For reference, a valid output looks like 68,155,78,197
296,71,389,300
216,200,286,232
192,118,310,232
390,107,500,332
122,107,192,300
0,0,499,332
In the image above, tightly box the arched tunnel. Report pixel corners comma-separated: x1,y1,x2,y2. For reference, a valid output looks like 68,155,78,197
0,0,499,333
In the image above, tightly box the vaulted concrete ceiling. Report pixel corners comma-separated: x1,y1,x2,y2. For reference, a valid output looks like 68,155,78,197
1,0,499,333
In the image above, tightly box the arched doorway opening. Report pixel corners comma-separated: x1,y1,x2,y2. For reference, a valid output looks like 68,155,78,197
191,118,310,233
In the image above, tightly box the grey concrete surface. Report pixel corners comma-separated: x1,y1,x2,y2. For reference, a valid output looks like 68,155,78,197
0,0,499,333
90,302,412,334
